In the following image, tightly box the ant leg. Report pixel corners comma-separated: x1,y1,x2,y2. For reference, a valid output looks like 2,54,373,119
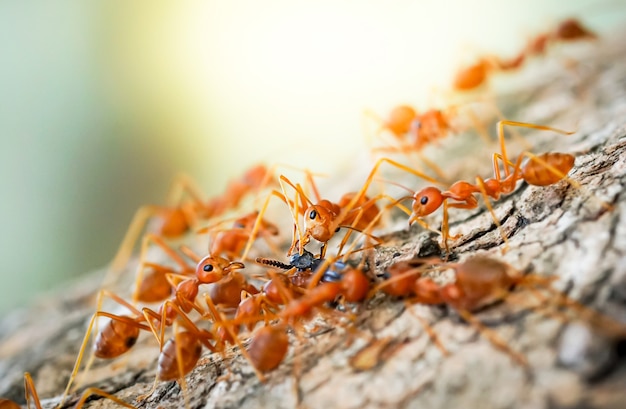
61,310,150,405
475,176,509,252
456,309,528,367
250,163,327,209
415,151,449,183
23,372,42,409
302,167,323,203
279,175,316,254
145,233,191,269
336,194,406,259
165,173,208,208
62,290,146,400
450,101,493,146
203,294,267,381
241,190,290,261
132,233,189,304
107,205,163,280
440,201,453,253
406,304,449,356
173,324,191,409
142,307,169,351
136,376,159,403
26,371,137,409
526,283,626,339
496,120,575,177
362,108,403,155
335,157,445,235
71,387,137,409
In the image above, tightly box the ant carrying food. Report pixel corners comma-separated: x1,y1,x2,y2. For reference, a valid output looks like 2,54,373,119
244,173,388,261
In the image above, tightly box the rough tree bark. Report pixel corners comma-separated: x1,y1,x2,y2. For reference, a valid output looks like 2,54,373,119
1,29,626,409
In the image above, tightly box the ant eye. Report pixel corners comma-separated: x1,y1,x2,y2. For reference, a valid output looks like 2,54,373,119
203,264,214,272
309,210,317,220
420,196,428,205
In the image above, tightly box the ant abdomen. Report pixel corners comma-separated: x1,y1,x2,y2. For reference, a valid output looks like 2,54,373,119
158,332,203,381
94,317,140,359
247,325,289,372
135,266,175,303
0,399,21,409
522,152,575,186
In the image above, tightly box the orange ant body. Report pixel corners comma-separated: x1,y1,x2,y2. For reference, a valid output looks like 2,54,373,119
453,18,597,92
377,255,626,366
300,193,381,254
206,211,280,260
62,269,219,403
526,18,597,57
453,59,493,92
195,254,254,311
406,120,575,251
131,234,199,304
374,106,455,150
378,256,520,308
247,325,290,373
246,174,389,260
109,164,275,274
234,257,371,374
286,178,386,258
366,105,462,169
376,256,530,364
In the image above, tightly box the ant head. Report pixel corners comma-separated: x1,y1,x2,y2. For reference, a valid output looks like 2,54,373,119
196,255,226,284
411,187,444,218
304,205,334,243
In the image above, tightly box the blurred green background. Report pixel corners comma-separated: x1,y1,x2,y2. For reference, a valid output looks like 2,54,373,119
1,1,624,314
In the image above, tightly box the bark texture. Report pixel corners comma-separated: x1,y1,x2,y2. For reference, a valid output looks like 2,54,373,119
1,30,626,409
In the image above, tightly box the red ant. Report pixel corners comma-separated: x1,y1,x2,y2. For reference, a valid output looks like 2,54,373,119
373,256,531,364
232,256,370,375
367,105,457,152
241,173,385,261
453,18,596,92
198,210,281,261
108,164,275,276
131,233,199,304
525,18,597,57
364,104,480,180
403,120,577,252
452,54,527,91
63,251,238,405
194,253,257,312
279,174,398,259
136,312,224,407
376,255,626,366
59,291,154,405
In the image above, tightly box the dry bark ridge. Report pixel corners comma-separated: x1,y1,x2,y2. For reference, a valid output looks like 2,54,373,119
1,31,626,409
